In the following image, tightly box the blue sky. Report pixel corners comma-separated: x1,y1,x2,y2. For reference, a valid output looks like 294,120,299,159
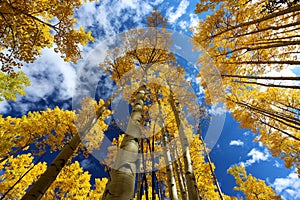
0,0,299,199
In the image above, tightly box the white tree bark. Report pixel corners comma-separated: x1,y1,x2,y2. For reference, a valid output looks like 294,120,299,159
161,130,179,200
102,86,146,200
172,148,188,200
168,94,200,200
156,98,179,200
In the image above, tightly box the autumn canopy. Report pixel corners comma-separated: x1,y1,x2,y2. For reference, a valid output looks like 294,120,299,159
0,0,299,200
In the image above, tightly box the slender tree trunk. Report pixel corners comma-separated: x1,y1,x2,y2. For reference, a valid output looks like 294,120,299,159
155,94,179,200
22,135,81,200
217,40,300,57
197,130,224,200
168,93,200,200
161,132,179,200
221,75,300,81
222,60,300,65
228,21,300,39
175,147,188,195
270,102,299,116
144,173,149,200
1,156,43,200
259,119,300,141
231,98,300,128
22,96,112,200
102,85,146,200
1,144,30,164
210,4,300,39
172,148,188,200
141,139,149,200
158,179,163,200
233,80,300,89
276,101,300,112
151,135,156,200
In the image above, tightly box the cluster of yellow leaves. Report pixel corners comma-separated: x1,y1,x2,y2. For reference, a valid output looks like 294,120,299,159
226,87,300,175
193,0,300,101
1,97,111,162
76,97,111,152
190,136,236,199
102,46,135,84
0,71,30,101
100,8,175,89
228,165,281,200
0,97,110,199
41,161,108,200
0,107,76,160
0,0,94,103
193,0,300,175
0,153,47,199
88,177,109,200
0,0,94,73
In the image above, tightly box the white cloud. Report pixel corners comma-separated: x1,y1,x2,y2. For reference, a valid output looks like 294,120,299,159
273,160,283,168
150,0,164,5
77,0,153,37
0,47,77,116
210,103,226,116
243,131,251,136
240,148,270,167
23,48,76,102
178,20,188,30
189,13,199,32
273,170,300,200
0,100,11,114
229,140,244,146
166,0,189,24
75,1,98,29
194,77,205,96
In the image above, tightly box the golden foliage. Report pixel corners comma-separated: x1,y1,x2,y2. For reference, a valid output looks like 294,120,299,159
0,0,94,73
0,71,30,101
228,165,281,200
42,161,108,200
0,153,47,199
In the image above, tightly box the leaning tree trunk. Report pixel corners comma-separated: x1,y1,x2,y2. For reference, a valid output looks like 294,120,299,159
168,92,200,200
197,129,224,200
102,85,146,200
21,95,113,200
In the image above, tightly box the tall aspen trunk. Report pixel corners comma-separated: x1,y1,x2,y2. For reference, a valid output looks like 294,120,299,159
168,93,200,200
172,148,188,200
157,99,179,200
141,139,149,200
151,137,156,200
161,132,179,200
175,147,188,195
102,85,146,200
22,97,112,200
